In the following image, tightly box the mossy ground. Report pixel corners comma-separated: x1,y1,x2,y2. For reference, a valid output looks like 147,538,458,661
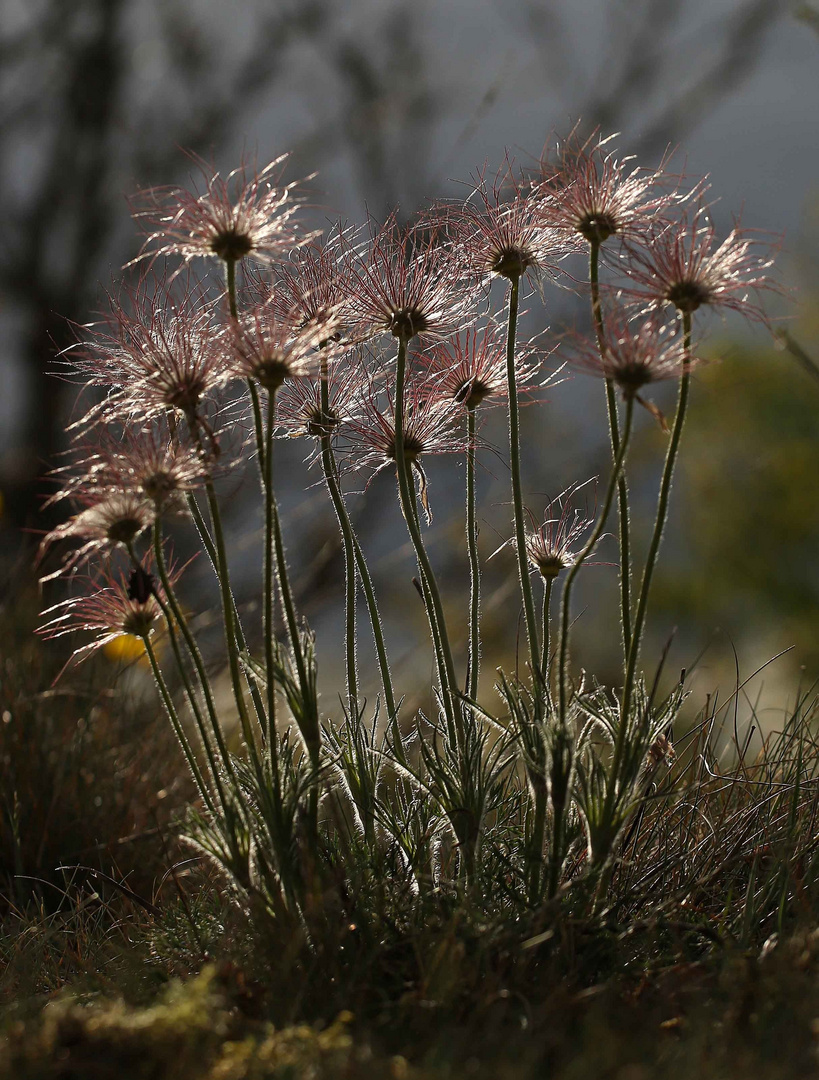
5,925,819,1079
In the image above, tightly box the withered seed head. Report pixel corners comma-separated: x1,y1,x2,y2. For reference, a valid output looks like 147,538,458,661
665,278,712,314
489,245,532,280
252,355,292,392
575,211,619,244
388,307,430,339
454,377,491,410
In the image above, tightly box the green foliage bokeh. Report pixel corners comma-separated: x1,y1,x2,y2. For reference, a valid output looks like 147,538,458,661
654,335,819,673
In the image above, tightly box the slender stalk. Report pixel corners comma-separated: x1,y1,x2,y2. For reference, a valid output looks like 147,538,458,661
158,610,225,806
150,523,236,784
186,493,218,569
314,409,400,727
225,248,266,714
266,471,309,699
225,257,239,319
186,491,269,739
252,388,319,843
558,396,635,726
143,634,213,813
124,543,228,812
527,773,547,905
319,363,358,716
504,275,541,686
349,530,399,730
147,537,247,873
247,378,266,476
263,388,281,787
407,471,460,744
590,239,632,656
226,254,265,479
547,791,566,901
243,395,309,698
595,322,692,877
393,333,459,738
200,470,262,768
540,577,553,685
621,311,693,728
465,405,481,702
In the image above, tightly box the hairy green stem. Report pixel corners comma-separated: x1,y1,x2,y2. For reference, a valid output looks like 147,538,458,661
251,386,319,842
211,254,269,740
527,773,547,905
201,471,263,768
540,576,553,686
266,470,309,701
393,333,459,739
244,393,309,699
621,312,693,729
247,378,266,476
225,257,239,320
182,413,264,766
226,249,265,701
319,365,358,717
143,634,213,813
589,239,632,656
465,406,481,702
150,524,236,786
157,613,224,805
184,491,268,736
558,396,635,726
404,456,460,749
337,486,398,728
505,275,541,686
547,791,567,901
226,255,264,474
316,430,400,730
263,389,281,788
125,544,228,813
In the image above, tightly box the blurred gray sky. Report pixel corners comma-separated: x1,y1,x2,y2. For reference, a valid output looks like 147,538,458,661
241,0,818,237
3,0,816,465
2,0,817,705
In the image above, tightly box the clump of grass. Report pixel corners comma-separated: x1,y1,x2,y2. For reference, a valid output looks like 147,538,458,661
0,575,196,1012
1,579,191,915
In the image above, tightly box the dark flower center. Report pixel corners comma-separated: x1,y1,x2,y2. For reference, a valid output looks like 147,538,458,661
667,278,711,313
612,362,653,397
388,429,425,462
305,405,338,439
210,228,254,262
254,356,290,391
389,307,429,340
454,377,492,409
142,470,177,506
165,379,205,414
530,550,566,579
490,246,532,280
107,516,143,545
122,606,157,639
576,212,618,244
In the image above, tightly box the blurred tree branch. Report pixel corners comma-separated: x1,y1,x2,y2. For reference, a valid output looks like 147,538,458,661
0,0,329,539
504,0,783,156
776,329,819,386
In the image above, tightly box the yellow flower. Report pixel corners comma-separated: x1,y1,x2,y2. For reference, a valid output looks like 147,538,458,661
103,634,147,664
